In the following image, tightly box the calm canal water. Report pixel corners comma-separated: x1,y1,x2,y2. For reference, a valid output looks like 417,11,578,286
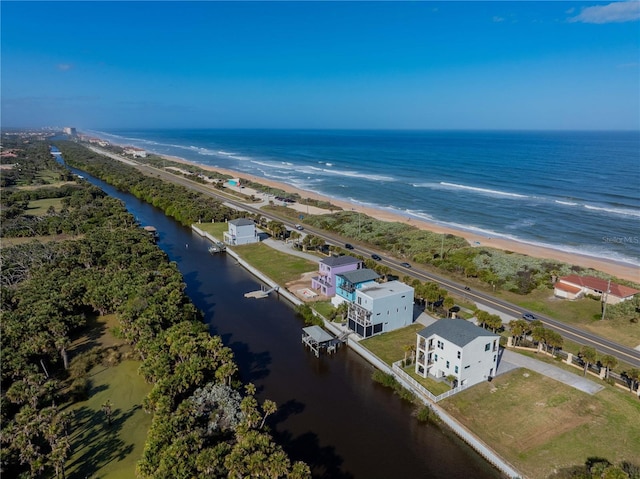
69,164,502,479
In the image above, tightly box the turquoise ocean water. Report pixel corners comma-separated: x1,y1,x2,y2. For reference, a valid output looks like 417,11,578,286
90,129,640,268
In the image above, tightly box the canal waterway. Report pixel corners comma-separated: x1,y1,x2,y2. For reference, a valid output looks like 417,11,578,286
64,158,502,479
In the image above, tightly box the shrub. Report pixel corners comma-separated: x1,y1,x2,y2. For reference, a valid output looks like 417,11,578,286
416,406,435,423
69,377,90,401
68,348,103,380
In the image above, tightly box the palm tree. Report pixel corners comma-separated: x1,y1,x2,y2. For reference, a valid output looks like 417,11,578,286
626,368,640,393
101,399,113,426
508,319,528,346
260,399,277,429
600,354,618,379
579,346,598,377
546,331,563,356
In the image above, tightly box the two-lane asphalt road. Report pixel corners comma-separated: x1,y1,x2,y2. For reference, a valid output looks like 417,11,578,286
90,145,640,368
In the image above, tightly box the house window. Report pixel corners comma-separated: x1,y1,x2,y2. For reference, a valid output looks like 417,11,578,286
493,355,497,362
455,366,459,373
434,354,438,361
446,361,450,369
485,343,490,351
457,351,461,359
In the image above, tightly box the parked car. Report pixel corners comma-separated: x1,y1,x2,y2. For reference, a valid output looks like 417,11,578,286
345,243,354,250
371,254,382,261
400,262,411,268
294,224,304,230
522,313,536,321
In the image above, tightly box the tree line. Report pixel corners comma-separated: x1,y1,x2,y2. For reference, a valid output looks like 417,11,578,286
1,136,310,478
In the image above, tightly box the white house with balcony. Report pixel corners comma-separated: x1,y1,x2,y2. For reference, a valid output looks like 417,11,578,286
415,319,499,387
347,280,414,338
123,146,147,158
223,218,258,246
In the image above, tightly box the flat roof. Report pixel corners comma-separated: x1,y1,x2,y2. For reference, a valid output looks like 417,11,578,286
359,280,413,298
321,255,361,267
302,325,334,343
229,218,255,226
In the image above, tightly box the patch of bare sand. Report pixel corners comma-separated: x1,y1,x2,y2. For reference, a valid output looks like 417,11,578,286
285,271,328,303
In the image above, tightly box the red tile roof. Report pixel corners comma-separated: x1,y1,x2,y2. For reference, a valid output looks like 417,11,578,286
559,275,639,299
554,282,582,295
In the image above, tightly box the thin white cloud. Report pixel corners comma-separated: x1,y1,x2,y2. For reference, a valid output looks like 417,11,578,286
57,63,73,71
617,61,639,68
568,1,640,24
493,16,505,22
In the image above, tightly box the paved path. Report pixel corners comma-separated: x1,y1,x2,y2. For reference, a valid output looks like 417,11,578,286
498,349,604,395
262,238,321,262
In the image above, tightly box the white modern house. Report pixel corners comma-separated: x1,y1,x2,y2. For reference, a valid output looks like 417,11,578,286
415,319,500,387
223,218,259,246
123,146,147,158
347,280,414,338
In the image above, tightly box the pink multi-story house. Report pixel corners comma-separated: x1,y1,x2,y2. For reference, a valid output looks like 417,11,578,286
311,255,364,297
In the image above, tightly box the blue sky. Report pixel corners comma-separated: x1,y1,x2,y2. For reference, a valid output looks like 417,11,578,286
2,1,639,130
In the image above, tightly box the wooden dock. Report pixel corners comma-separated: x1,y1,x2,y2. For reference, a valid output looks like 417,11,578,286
301,325,345,357
244,285,279,299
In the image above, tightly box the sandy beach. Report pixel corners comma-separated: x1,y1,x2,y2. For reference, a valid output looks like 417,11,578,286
163,153,638,283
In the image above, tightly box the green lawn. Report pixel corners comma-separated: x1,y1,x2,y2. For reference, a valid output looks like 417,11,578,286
27,197,66,216
505,288,640,349
64,360,152,479
440,369,640,479
360,324,454,396
234,242,317,284
193,221,229,238
312,301,335,320
360,324,425,365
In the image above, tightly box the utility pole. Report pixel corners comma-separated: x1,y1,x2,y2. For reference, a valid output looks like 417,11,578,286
601,279,611,320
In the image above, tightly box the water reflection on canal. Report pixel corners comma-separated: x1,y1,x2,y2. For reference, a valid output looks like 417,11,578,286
71,165,501,479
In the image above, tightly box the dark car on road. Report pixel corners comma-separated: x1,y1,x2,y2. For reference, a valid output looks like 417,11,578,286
522,313,536,321
371,254,382,261
400,262,411,268
345,243,354,250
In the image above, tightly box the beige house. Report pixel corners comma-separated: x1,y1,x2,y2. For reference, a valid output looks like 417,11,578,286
554,275,639,305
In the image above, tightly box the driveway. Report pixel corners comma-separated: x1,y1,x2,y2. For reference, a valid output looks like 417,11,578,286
262,238,320,263
497,349,604,395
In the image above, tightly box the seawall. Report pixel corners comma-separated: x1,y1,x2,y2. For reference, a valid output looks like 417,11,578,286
192,225,523,479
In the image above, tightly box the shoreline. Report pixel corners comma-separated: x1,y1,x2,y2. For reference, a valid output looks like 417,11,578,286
155,153,639,283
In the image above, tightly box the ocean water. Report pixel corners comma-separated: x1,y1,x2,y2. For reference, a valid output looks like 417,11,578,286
90,129,640,267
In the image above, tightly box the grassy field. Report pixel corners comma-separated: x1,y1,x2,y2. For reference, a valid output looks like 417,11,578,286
503,288,640,349
360,323,425,365
64,360,152,479
60,314,151,478
193,221,229,238
234,242,317,284
440,369,640,479
26,197,66,216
